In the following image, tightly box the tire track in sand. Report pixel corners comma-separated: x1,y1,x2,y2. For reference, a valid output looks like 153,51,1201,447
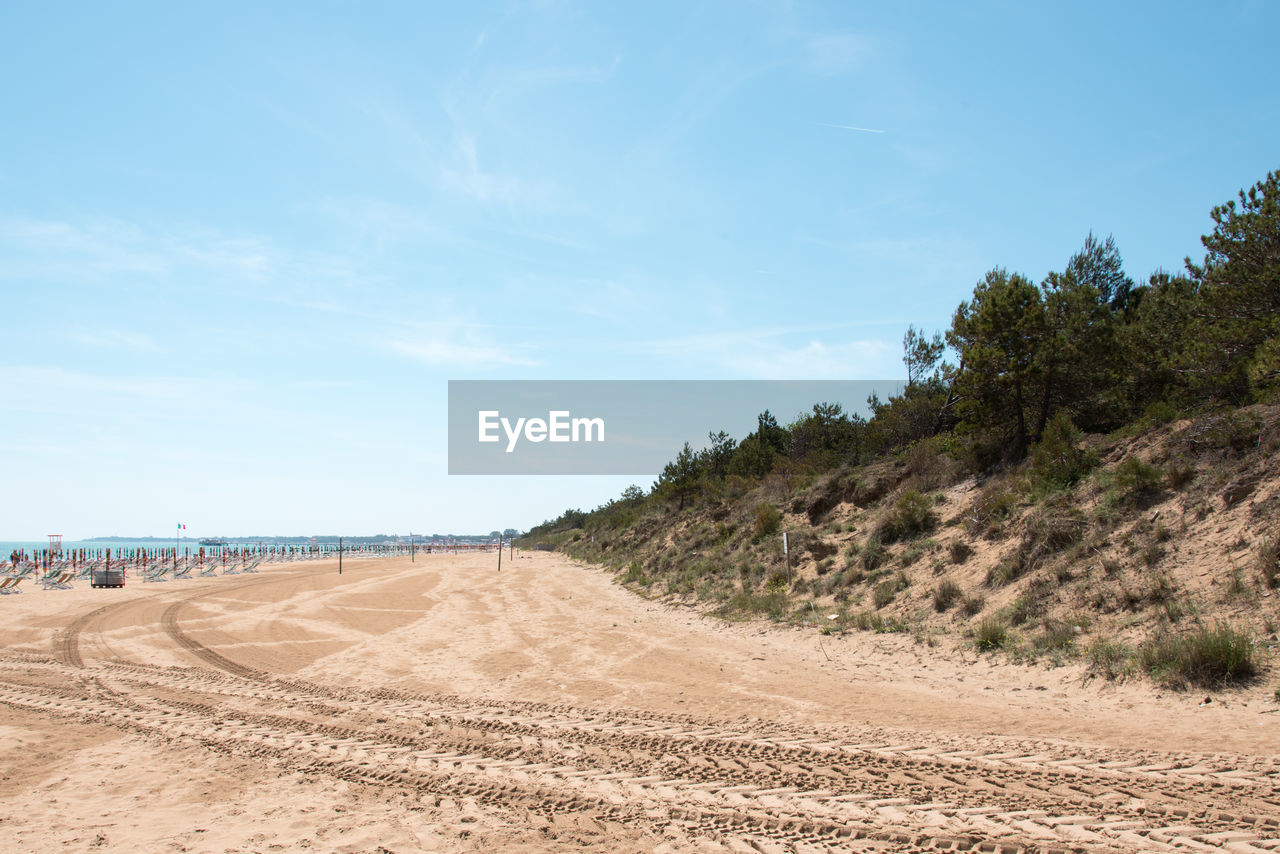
160,599,267,680
59,568,310,672
2,655,1278,853
58,602,121,668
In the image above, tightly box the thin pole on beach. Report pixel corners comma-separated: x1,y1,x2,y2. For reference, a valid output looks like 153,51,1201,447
497,535,502,572
783,531,791,585
338,537,342,575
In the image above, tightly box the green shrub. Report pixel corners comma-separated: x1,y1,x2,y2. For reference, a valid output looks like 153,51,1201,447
877,489,937,543
965,482,1018,537
1143,400,1180,425
751,503,781,539
861,535,886,572
975,617,1008,651
1031,620,1076,654
621,561,648,585
986,556,1024,587
1138,623,1257,687
1025,506,1087,552
1226,563,1251,601
1165,457,1197,489
1006,592,1041,627
1112,457,1165,501
960,594,985,616
872,572,908,609
1087,638,1132,680
898,543,927,567
849,610,905,633
902,435,963,490
850,610,883,631
1195,410,1262,457
933,579,961,612
1258,534,1280,589
1028,413,1098,492
721,590,789,621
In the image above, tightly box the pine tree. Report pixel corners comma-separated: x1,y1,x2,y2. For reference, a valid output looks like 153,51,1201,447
948,268,1046,461
1185,169,1280,401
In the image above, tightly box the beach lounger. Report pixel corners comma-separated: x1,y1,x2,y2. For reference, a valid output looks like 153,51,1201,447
0,575,23,594
142,563,170,583
41,571,74,590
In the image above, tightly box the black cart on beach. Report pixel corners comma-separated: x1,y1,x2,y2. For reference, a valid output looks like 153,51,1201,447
90,567,126,588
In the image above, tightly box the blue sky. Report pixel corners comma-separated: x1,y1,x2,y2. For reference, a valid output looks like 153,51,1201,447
2,1,1277,539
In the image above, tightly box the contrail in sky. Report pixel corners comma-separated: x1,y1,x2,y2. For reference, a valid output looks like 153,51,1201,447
816,122,885,134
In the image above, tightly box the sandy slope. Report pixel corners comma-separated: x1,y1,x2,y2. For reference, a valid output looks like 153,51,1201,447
0,552,1277,853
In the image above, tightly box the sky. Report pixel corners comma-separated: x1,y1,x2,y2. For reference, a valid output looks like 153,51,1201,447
2,1,1277,540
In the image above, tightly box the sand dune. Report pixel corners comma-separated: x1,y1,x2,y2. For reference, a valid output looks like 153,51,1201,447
0,552,1277,852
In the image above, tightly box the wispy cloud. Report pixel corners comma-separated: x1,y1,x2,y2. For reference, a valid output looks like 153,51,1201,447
804,32,876,75
65,329,162,353
641,327,895,379
0,217,168,274
178,235,274,280
384,328,539,369
0,216,276,283
310,197,471,249
439,131,558,209
0,364,255,415
816,121,885,134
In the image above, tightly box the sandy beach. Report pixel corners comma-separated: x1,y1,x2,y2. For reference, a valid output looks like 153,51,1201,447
1,551,1277,852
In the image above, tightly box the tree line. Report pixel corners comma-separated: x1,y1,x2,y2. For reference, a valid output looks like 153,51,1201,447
528,168,1279,534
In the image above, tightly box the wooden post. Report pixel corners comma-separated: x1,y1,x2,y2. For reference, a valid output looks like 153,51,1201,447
497,535,502,572
783,531,790,585
338,537,342,575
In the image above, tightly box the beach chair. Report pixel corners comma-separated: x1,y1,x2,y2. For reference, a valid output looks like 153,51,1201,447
198,559,217,577
0,575,23,594
41,570,74,590
240,558,261,574
172,560,193,580
142,562,170,583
